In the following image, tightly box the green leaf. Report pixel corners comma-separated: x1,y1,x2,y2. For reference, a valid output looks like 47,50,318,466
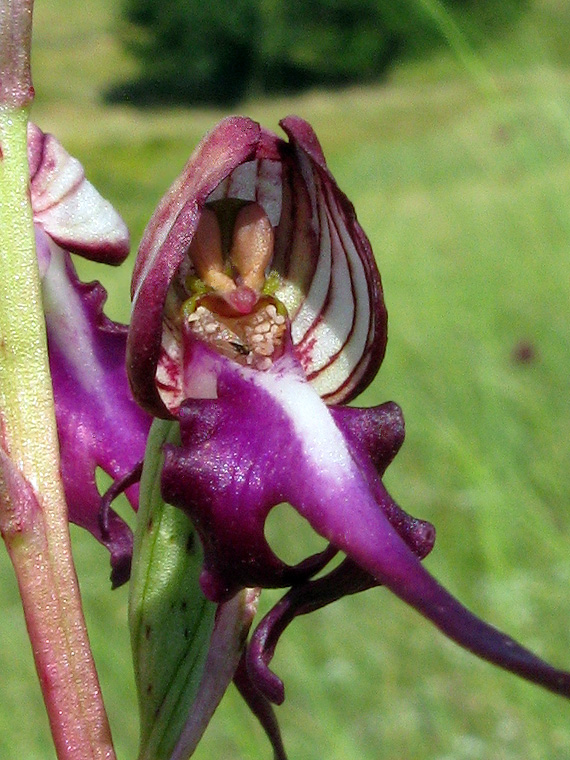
129,419,257,760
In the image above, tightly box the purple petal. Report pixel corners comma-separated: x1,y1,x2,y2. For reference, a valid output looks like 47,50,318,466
28,123,130,264
278,116,387,403
162,358,570,699
332,403,436,558
330,401,405,475
169,589,261,760
233,652,288,760
25,123,146,583
41,237,151,585
246,560,378,706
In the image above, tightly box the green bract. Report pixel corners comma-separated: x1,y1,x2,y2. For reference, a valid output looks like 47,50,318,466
130,420,257,760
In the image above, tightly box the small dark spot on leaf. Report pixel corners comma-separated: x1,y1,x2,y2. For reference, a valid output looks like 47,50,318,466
181,599,188,612
146,683,153,694
184,628,190,639
147,516,153,531
145,624,152,640
185,531,196,554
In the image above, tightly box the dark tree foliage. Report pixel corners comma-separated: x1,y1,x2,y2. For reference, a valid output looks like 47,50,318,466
259,0,404,92
108,0,528,106
110,0,259,105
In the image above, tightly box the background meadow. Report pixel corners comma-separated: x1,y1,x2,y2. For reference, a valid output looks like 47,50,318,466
1,1,570,758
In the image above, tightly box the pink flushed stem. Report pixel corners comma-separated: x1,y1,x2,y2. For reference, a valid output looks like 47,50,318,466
0,2,116,758
0,454,116,760
0,0,34,107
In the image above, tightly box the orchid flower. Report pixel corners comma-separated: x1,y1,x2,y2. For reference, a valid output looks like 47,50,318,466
28,122,152,585
126,114,570,750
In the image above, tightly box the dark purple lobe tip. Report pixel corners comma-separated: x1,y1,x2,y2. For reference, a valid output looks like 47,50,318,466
233,653,289,760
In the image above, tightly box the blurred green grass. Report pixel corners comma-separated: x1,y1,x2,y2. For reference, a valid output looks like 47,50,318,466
1,1,570,758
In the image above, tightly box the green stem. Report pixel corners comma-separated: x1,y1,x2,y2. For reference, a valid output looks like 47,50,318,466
0,3,116,758
416,0,498,95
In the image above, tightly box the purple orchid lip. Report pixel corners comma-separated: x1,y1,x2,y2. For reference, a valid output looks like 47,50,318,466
127,115,387,418
28,123,151,585
161,354,570,704
40,236,151,586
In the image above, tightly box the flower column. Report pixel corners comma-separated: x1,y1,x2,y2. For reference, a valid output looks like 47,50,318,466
0,3,116,758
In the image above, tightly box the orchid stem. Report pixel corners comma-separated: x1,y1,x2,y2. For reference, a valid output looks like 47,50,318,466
0,2,116,758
